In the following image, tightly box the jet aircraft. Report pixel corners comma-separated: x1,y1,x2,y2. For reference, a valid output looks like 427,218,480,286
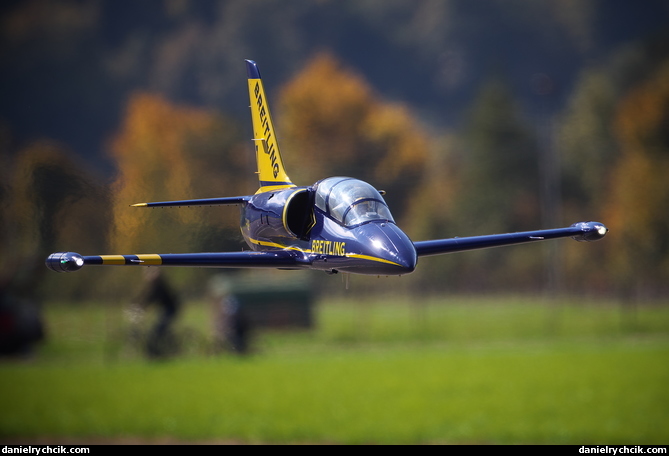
46,60,607,276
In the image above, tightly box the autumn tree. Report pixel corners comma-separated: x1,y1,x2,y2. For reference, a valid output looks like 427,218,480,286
108,93,248,295
277,52,429,224
604,60,669,297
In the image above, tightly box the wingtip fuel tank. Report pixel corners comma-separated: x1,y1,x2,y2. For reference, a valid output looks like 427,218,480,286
570,221,608,242
45,252,85,273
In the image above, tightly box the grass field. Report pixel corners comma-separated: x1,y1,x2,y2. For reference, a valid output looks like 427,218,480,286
1,295,668,444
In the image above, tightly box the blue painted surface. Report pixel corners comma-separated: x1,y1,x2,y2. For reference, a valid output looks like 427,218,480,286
245,59,261,79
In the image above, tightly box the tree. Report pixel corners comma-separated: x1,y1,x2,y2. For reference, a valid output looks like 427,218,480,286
604,61,669,297
4,140,110,300
448,76,542,291
277,52,429,224
107,93,248,295
458,77,540,232
560,68,618,216
557,68,618,293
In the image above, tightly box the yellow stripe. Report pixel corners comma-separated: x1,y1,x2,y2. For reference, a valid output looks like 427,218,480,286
136,254,162,265
100,255,127,265
130,203,147,207
255,184,295,194
345,253,401,267
248,238,401,266
251,238,303,251
99,254,163,265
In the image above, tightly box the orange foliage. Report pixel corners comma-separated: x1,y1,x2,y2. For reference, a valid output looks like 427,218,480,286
605,61,669,286
109,92,243,254
278,53,373,177
277,53,429,221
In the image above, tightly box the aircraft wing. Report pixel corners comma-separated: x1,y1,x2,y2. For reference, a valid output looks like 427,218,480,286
130,196,251,208
413,221,608,257
46,250,310,273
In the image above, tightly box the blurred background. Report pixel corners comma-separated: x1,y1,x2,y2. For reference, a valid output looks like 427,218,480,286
1,0,668,444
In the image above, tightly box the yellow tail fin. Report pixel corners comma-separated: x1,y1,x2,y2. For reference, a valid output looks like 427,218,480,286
246,59,294,193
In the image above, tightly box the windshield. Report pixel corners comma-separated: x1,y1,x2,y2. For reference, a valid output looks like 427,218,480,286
314,177,394,226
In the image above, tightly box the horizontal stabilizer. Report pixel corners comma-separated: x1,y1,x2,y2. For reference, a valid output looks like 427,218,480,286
131,196,251,208
414,221,608,257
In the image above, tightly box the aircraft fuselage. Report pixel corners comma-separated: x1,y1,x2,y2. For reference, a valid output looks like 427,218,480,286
241,183,418,275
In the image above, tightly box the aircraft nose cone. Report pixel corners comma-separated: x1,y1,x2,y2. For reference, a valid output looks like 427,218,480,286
359,222,417,274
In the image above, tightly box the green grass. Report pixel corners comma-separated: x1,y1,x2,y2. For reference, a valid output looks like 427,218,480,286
1,295,668,444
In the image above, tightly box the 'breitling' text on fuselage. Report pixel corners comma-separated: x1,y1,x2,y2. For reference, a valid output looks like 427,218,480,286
311,240,346,256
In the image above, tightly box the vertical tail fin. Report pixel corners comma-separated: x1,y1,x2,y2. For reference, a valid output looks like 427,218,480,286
246,59,294,193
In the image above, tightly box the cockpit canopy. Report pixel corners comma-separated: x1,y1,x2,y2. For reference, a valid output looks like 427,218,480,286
314,177,395,227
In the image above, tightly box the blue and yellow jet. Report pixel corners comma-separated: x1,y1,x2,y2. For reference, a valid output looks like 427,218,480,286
46,60,608,276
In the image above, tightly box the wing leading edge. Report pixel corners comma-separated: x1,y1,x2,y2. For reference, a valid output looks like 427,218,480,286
414,221,608,257
130,196,251,208
46,250,310,273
